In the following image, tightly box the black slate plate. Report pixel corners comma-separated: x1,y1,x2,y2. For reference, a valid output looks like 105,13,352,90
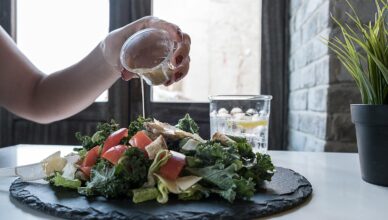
9,167,312,220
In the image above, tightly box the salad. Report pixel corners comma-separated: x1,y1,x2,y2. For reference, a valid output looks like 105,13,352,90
47,114,275,204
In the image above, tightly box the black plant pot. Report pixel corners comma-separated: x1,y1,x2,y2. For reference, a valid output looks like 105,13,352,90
351,104,388,186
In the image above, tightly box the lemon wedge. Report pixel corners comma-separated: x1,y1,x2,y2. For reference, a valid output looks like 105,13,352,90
236,120,268,129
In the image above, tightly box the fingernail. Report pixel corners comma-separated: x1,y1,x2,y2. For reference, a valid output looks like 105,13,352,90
177,28,183,40
121,68,130,81
176,55,183,65
175,72,183,81
165,79,172,86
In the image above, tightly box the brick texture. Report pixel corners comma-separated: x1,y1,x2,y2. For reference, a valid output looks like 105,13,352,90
287,0,371,152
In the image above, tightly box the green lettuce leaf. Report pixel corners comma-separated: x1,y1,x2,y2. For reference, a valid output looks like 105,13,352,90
131,187,159,203
143,149,171,187
49,172,81,189
156,177,169,204
178,184,209,201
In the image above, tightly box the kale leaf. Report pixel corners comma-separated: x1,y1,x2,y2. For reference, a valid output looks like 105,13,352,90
78,148,150,198
234,177,255,199
128,116,152,139
176,114,199,134
185,136,274,202
75,119,119,151
187,163,239,191
78,160,124,198
239,153,275,186
188,141,240,167
210,188,236,203
117,147,151,188
226,135,256,159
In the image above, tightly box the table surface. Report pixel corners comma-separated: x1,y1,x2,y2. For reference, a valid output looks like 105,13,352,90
0,145,387,220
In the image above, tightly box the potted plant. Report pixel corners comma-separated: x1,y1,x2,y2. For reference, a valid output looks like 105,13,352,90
328,1,388,186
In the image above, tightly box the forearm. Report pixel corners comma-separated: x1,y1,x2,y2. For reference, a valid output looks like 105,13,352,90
0,16,189,124
28,44,120,123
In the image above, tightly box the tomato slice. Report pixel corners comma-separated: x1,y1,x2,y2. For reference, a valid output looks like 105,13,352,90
82,145,100,167
80,166,92,178
158,151,186,180
101,128,128,154
101,145,129,165
129,131,152,152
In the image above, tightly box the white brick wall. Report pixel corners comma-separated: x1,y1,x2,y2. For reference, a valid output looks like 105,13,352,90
287,0,373,152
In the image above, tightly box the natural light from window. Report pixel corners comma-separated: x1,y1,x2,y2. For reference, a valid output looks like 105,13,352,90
16,0,109,102
152,0,261,102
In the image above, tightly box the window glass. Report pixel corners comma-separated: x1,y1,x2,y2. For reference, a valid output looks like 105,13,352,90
16,0,109,102
152,0,261,102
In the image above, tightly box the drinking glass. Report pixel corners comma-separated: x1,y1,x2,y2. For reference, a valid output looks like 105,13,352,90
120,28,175,85
209,95,272,153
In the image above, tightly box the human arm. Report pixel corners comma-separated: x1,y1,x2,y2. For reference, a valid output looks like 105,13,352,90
0,16,190,123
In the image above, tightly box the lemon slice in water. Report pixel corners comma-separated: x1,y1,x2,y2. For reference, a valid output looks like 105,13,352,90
236,120,268,129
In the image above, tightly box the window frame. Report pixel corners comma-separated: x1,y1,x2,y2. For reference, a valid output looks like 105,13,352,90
261,0,290,150
127,0,290,146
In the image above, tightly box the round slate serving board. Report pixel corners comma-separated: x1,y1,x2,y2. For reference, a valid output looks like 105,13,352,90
9,167,312,220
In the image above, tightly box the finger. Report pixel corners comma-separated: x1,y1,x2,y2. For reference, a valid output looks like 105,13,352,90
171,56,190,83
163,79,173,87
182,32,191,45
171,34,191,67
150,18,183,42
120,68,138,81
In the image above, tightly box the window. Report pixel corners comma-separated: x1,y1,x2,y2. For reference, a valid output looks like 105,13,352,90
16,0,109,102
152,0,262,102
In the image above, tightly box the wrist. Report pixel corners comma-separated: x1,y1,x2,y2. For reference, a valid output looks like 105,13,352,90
97,41,121,79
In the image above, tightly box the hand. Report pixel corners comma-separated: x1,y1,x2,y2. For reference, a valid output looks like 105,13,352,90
100,16,191,86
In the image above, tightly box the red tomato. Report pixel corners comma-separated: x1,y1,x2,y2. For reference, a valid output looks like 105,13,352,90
101,145,129,165
158,151,186,180
129,131,152,152
101,128,128,154
80,166,92,178
82,145,100,167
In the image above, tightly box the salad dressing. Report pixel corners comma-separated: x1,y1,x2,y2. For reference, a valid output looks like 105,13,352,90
140,76,145,118
135,65,173,119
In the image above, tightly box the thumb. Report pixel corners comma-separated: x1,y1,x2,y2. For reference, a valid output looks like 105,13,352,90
120,68,138,81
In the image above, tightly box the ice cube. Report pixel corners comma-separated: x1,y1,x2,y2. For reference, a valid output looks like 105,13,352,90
218,108,229,115
231,107,243,115
233,112,246,120
252,113,260,121
217,109,231,118
259,110,268,117
246,108,258,116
